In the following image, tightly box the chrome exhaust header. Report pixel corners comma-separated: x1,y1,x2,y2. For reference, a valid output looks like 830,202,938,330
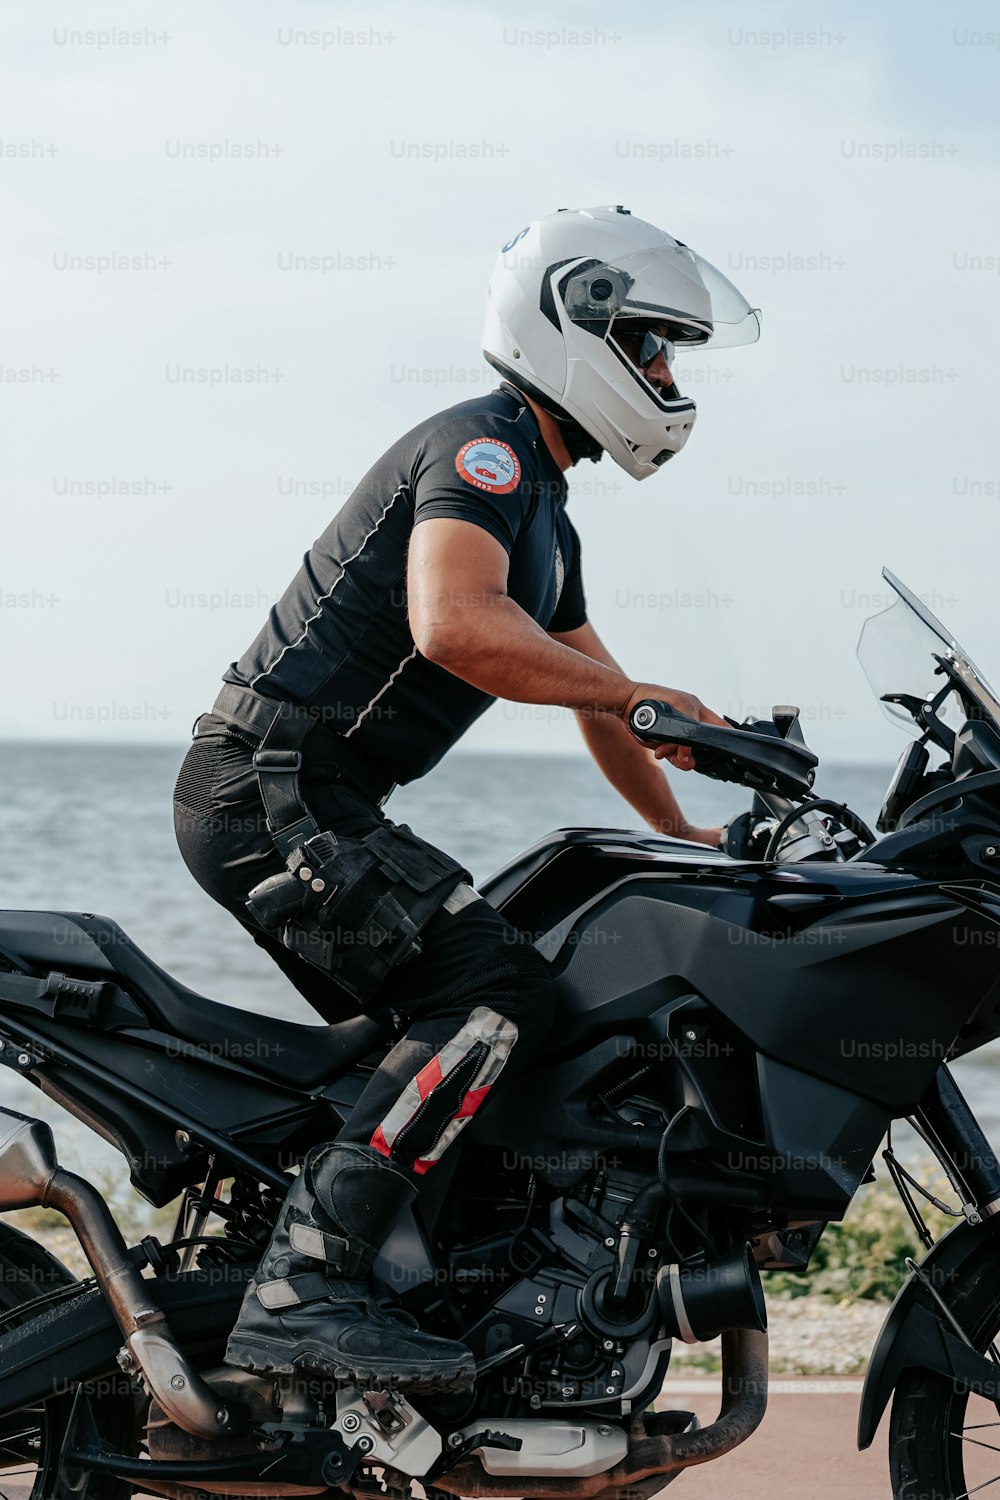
0,1105,239,1440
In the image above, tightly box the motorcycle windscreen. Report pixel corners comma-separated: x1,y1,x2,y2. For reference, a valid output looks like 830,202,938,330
857,569,1000,737
560,244,761,349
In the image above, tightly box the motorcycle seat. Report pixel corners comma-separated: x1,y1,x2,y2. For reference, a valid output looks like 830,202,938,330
0,910,394,1090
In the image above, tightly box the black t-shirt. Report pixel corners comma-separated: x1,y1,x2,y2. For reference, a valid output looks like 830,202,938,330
223,383,587,786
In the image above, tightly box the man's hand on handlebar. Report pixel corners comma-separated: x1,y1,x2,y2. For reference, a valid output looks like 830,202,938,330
680,822,725,850
622,683,729,771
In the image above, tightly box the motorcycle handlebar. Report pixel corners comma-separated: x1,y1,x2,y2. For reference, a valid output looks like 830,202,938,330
627,700,818,801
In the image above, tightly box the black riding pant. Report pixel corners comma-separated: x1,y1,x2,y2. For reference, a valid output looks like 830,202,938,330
172,720,554,1173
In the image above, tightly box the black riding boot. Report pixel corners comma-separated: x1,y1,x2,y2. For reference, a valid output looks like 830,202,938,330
225,1142,475,1393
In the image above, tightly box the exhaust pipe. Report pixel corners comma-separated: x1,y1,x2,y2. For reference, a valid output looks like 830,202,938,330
0,1106,240,1440
656,1242,767,1344
433,1327,769,1497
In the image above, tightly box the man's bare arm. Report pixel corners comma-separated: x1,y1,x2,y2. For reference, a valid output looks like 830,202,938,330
549,619,721,845
407,518,724,759
408,518,634,714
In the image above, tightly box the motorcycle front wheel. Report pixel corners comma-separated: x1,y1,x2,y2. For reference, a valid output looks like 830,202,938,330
890,1231,1000,1499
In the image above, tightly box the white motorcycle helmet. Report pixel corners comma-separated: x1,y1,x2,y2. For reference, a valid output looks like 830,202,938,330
482,205,760,479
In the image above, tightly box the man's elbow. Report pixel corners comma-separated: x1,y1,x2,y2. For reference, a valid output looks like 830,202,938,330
412,619,474,671
411,597,505,670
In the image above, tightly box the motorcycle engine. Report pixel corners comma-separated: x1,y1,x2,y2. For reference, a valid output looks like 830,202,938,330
467,1164,670,1418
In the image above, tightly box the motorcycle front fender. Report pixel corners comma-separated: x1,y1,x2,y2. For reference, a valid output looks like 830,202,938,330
858,1214,1000,1450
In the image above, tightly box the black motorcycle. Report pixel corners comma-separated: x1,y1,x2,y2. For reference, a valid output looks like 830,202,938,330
1,567,1000,1500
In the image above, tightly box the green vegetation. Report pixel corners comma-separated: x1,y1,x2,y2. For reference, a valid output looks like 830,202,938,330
766,1173,954,1303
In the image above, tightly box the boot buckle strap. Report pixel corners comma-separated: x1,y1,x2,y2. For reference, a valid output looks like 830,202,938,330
255,1271,332,1310
288,1222,360,1273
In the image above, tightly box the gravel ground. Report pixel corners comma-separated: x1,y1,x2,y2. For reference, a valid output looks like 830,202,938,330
671,1294,887,1374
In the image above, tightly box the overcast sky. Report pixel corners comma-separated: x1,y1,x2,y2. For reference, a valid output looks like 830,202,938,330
3,0,999,771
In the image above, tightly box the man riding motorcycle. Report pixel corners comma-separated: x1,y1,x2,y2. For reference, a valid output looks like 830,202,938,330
171,204,760,1396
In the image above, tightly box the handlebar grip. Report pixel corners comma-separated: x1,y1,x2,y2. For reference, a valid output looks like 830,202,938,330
628,700,818,799
628,701,701,743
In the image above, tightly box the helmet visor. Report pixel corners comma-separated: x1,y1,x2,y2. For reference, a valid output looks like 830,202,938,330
560,243,760,349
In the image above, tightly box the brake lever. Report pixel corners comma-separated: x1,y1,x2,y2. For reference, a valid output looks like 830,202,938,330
628,700,818,800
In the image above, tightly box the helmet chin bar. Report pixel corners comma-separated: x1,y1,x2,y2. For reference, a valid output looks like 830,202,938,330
488,355,693,476
556,304,698,478
484,358,604,466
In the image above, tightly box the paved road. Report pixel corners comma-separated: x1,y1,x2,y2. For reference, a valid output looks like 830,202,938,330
655,1376,892,1498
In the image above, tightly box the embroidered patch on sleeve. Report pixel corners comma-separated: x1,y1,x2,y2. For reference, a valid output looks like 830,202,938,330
455,437,522,495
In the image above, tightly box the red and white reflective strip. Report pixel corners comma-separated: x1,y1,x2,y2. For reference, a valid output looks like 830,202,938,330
370,1005,518,1172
